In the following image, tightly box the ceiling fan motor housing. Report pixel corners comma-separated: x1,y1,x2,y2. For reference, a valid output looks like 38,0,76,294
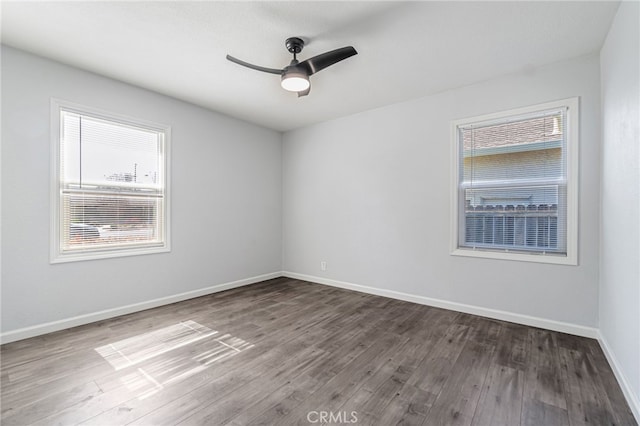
285,37,305,55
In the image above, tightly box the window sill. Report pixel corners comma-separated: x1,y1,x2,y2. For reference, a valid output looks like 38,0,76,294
451,247,577,265
51,244,170,264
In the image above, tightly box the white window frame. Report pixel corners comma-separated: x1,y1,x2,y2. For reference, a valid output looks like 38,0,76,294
450,97,579,265
50,99,171,263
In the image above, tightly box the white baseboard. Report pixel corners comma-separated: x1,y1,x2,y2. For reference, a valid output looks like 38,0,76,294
281,271,599,339
4,270,635,421
597,332,640,423
0,272,282,345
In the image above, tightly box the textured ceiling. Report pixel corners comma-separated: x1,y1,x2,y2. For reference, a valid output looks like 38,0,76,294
1,1,619,132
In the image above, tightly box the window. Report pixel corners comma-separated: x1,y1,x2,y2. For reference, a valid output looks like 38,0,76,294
51,100,170,263
451,98,578,265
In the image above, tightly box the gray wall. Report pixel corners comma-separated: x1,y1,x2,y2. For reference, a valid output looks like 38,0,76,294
283,54,601,327
1,46,283,333
600,0,640,413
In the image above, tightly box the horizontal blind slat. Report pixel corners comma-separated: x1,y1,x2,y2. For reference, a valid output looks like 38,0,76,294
62,188,163,198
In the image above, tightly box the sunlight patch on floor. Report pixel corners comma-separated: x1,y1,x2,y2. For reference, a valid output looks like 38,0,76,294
94,320,254,400
95,320,218,370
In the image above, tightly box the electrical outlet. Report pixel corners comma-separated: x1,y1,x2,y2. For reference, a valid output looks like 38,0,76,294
320,261,327,271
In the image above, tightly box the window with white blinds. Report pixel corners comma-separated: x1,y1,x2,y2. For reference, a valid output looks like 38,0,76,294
451,98,578,265
51,100,170,263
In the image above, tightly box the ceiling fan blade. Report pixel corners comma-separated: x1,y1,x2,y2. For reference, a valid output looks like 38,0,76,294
226,55,283,75
299,46,357,76
297,85,311,98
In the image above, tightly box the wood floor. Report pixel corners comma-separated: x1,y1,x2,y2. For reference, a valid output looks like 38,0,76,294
1,278,636,426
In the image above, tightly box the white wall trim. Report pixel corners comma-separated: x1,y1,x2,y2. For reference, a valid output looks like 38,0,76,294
597,332,640,423
49,98,173,264
282,271,599,339
449,97,579,266
0,272,281,344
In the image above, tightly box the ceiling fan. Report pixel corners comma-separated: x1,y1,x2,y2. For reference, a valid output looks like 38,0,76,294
226,37,357,97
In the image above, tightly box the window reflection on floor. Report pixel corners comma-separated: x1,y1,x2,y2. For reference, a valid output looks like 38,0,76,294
94,320,253,399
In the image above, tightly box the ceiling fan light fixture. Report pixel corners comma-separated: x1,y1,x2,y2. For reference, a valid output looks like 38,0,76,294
281,71,310,92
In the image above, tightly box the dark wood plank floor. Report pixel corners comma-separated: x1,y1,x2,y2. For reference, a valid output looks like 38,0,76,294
1,278,636,425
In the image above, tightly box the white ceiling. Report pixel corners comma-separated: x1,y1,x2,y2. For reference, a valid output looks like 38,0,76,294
1,1,619,132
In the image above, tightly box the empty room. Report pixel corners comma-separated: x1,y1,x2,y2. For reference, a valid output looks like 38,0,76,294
1,1,638,425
